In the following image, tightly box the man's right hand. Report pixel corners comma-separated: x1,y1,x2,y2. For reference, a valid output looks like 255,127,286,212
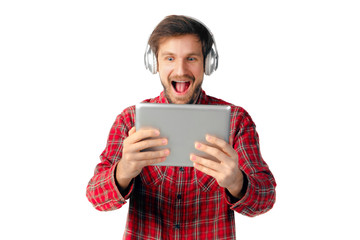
115,127,169,191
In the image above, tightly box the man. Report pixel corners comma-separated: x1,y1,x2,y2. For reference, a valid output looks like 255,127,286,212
86,15,276,239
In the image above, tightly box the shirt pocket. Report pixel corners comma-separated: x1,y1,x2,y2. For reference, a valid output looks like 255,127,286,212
139,166,167,188
195,169,220,192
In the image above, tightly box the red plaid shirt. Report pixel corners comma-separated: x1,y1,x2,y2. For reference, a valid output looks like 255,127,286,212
86,90,276,239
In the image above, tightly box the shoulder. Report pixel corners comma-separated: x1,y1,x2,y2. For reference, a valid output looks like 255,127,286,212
114,93,161,126
119,105,135,118
113,105,136,130
206,94,255,127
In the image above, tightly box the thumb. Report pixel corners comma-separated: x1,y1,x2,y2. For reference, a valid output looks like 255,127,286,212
128,127,136,136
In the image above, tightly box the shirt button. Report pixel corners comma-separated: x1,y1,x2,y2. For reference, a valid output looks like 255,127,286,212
177,194,182,200
179,167,184,172
174,224,180,229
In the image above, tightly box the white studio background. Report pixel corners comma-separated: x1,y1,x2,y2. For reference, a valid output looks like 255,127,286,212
0,1,359,239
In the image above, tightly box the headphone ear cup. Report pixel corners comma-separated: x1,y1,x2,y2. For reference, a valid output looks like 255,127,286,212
205,46,218,76
204,50,212,76
144,45,157,74
151,50,157,74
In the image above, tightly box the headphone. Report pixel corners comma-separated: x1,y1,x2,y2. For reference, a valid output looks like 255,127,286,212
144,18,219,76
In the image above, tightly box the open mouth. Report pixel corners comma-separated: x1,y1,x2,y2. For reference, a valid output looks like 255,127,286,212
171,81,191,94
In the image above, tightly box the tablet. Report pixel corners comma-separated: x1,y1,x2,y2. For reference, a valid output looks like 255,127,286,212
135,103,231,166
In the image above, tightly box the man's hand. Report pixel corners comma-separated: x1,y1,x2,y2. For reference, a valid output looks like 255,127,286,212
116,127,170,191
190,134,245,199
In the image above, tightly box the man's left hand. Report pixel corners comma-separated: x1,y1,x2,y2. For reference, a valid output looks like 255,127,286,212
190,134,245,199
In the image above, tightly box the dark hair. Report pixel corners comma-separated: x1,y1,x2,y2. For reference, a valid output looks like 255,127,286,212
148,15,214,61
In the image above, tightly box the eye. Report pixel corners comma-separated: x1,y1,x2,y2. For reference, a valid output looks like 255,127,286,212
188,57,196,61
167,57,174,61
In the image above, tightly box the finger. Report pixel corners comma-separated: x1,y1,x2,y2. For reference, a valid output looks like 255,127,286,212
205,135,238,159
195,141,230,163
190,154,220,172
126,155,167,170
125,127,160,144
130,149,170,161
192,160,218,179
142,157,167,167
127,138,168,152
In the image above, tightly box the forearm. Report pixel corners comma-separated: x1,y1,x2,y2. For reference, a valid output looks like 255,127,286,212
228,109,277,216
86,108,136,211
86,160,132,211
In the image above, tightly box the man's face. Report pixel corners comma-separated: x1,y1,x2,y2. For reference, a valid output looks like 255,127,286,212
157,34,204,104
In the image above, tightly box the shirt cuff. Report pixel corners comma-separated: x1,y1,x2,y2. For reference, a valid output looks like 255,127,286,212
223,173,255,211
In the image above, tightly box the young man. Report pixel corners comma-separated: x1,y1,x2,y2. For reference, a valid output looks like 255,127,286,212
86,15,276,239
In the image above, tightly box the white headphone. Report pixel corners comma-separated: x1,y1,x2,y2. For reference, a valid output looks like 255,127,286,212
144,18,219,76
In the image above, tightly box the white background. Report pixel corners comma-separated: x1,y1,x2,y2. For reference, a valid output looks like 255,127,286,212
1,0,359,239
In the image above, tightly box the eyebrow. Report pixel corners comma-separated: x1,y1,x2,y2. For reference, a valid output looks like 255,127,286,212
159,51,203,57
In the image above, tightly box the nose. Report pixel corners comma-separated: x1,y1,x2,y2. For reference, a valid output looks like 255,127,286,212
174,59,187,76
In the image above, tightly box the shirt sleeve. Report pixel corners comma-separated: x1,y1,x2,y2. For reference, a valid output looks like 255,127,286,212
224,107,277,217
86,106,135,211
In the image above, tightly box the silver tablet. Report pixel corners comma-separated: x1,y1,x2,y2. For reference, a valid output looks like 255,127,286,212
135,103,231,166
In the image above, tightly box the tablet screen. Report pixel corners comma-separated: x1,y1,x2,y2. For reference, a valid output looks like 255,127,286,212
136,103,230,166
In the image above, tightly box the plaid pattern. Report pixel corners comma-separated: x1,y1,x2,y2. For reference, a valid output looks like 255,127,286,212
86,90,276,239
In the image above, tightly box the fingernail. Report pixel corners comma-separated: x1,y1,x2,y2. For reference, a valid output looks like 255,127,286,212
154,130,160,136
162,139,168,145
190,154,196,161
195,142,201,149
164,150,170,156
206,135,212,141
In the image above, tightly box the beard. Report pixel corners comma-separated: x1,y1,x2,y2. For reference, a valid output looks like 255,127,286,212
161,74,203,104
